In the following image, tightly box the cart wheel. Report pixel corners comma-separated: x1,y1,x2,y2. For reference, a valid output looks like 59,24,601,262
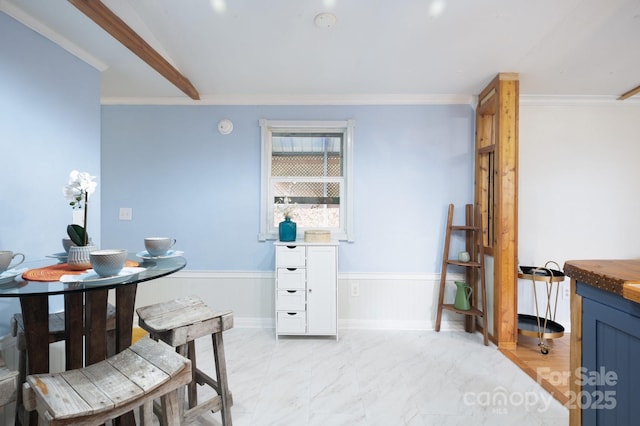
540,345,549,355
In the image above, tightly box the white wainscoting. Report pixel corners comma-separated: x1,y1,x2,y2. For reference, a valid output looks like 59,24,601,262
131,270,468,331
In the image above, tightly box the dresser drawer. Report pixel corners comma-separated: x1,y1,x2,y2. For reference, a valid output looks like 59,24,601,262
277,268,306,289
277,311,306,334
276,245,306,267
277,290,306,311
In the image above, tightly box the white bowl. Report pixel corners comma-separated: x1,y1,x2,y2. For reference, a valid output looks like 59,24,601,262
62,238,75,254
90,249,128,277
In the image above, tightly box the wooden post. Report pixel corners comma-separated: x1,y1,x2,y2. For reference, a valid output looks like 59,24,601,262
475,73,519,349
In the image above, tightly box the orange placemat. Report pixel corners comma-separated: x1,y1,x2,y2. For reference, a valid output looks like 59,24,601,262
23,260,140,282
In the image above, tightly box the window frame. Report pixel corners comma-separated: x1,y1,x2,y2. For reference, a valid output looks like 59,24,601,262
259,119,355,242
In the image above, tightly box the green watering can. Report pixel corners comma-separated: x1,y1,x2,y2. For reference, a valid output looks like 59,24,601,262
454,281,473,311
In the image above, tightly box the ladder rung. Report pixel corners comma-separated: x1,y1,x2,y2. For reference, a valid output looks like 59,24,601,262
441,304,484,317
446,260,482,267
451,225,481,231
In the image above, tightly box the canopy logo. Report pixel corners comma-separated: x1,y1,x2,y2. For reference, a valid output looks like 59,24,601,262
462,386,554,414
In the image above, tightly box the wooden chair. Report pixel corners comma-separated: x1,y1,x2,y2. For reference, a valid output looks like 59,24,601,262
11,304,117,425
137,296,234,425
22,337,191,425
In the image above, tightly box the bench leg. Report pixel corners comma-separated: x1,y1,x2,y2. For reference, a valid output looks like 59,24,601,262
175,343,189,419
160,390,182,426
212,330,232,426
140,401,153,426
187,340,198,408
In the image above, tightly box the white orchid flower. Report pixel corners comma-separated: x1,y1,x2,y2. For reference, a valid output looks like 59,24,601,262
63,170,97,205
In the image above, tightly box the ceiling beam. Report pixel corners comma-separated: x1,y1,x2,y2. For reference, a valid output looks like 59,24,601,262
618,84,640,101
68,0,200,100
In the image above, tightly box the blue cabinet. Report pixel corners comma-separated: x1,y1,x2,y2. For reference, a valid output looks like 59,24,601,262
578,282,640,426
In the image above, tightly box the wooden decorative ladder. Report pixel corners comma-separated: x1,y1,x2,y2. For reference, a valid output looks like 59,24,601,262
435,203,489,346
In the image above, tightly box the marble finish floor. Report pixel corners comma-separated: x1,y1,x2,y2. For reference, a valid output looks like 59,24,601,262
182,328,568,426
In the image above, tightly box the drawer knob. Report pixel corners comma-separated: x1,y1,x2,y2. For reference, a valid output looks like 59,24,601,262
286,245,297,249
309,288,313,293
287,268,297,271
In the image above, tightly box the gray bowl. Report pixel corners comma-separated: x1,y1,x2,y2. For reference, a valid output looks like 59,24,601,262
90,249,128,277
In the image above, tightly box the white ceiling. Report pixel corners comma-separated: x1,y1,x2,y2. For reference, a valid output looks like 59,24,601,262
3,0,639,104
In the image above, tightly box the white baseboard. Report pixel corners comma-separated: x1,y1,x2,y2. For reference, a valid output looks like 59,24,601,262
231,317,465,331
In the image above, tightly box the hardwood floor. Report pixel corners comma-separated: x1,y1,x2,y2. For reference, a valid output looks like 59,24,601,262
501,333,571,405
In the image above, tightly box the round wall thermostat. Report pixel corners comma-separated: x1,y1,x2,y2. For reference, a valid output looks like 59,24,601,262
218,119,233,135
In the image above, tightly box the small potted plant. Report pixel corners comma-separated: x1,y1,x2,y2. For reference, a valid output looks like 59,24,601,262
63,170,97,269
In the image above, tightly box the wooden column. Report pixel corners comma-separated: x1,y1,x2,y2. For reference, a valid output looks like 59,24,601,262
475,72,519,350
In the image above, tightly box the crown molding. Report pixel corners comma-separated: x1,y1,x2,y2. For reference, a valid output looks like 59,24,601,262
101,93,476,106
102,93,640,107
0,0,107,71
520,94,640,106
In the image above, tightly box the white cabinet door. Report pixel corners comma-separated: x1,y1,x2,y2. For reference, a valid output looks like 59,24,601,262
306,246,337,335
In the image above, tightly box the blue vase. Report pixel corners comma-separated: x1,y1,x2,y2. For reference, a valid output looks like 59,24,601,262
279,217,296,242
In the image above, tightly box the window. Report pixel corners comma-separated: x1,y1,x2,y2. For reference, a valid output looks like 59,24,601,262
477,112,496,253
259,119,354,241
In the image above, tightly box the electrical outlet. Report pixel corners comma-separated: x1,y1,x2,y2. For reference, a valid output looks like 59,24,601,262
119,207,133,221
350,282,360,297
563,285,570,300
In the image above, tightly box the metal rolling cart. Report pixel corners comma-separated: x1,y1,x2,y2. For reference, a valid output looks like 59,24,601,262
517,261,565,354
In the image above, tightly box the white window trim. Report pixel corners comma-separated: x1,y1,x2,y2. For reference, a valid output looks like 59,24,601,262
258,119,355,242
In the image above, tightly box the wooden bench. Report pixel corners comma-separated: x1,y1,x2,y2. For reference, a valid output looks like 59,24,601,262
11,304,117,424
22,337,191,425
137,296,233,425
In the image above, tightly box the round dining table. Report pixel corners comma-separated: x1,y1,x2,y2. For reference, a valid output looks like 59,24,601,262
0,254,186,426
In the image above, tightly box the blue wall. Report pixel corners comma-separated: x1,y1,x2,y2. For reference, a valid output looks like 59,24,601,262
0,9,476,339
0,12,101,334
101,104,475,272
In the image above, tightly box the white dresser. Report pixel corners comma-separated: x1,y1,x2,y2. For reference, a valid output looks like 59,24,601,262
274,241,338,340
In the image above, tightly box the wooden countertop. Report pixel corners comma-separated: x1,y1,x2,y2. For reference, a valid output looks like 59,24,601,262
564,259,640,303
